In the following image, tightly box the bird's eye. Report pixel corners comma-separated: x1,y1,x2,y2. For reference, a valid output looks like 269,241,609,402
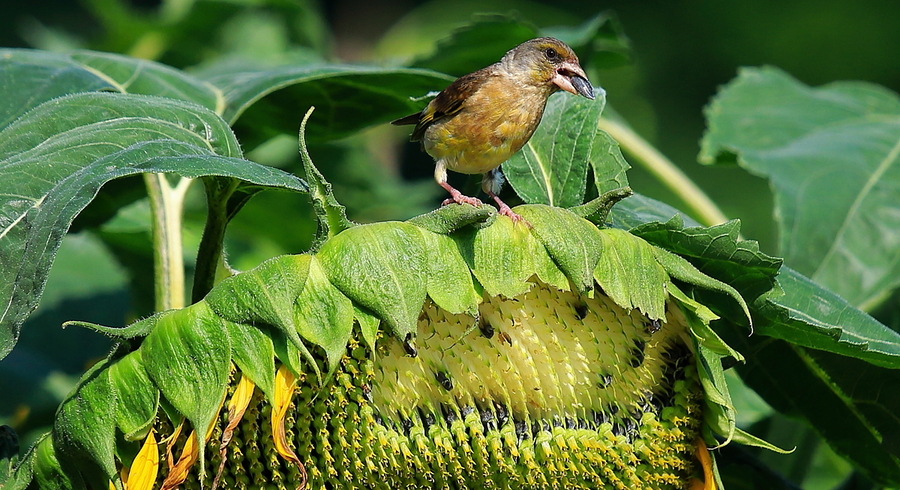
544,48,560,61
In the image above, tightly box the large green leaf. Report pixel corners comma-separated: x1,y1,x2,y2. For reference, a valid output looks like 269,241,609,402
504,89,624,208
756,267,900,369
631,216,900,368
700,66,900,311
722,328,900,486
0,49,222,127
195,62,454,146
0,92,306,360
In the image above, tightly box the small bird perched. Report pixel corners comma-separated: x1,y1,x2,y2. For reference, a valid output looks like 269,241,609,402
392,37,595,221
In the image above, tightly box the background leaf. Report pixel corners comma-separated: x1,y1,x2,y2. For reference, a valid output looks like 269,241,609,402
700,66,900,311
195,63,455,148
0,92,305,360
0,49,222,126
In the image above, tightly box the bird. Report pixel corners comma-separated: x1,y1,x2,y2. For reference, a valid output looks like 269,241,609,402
392,37,595,221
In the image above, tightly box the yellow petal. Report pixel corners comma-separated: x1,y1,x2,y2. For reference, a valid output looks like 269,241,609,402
690,437,717,490
161,430,200,490
212,374,256,490
272,365,307,486
126,431,159,490
223,374,255,448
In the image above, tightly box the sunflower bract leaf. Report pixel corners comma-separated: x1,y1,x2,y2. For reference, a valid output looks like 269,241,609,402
516,204,603,295
294,256,355,375
593,228,667,320
108,351,160,441
317,222,428,343
225,319,277,404
53,358,119,490
140,302,231,480
459,215,566,298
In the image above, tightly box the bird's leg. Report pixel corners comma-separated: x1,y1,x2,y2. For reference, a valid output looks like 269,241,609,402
436,160,483,207
482,168,525,222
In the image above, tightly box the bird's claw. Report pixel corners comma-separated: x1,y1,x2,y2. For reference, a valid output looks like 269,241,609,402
442,195,484,207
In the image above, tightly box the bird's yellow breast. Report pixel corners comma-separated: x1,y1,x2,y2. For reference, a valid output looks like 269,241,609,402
423,77,551,175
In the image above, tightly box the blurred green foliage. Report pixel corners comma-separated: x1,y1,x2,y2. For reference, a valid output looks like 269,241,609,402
1,1,899,489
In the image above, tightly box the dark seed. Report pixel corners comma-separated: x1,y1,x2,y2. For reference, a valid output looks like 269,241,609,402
399,414,413,436
461,406,475,418
403,334,417,357
515,420,530,441
477,314,494,338
495,403,509,427
418,408,435,432
645,317,662,334
574,303,588,320
441,404,458,424
597,373,613,388
630,339,646,367
480,409,496,431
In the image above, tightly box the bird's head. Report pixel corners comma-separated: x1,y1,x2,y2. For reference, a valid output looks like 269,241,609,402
502,37,595,100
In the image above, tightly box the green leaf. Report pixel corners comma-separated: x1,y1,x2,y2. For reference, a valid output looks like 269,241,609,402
516,204,603,294
609,193,695,230
0,49,222,127
224,320,277,405
196,63,454,146
588,129,632,195
0,427,30,490
407,202,496,235
107,350,159,441
630,217,781,302
593,228,667,320
317,222,428,344
407,12,632,76
205,254,320,379
652,245,752,328
700,66,900,311
33,435,78,490
722,329,900,486
756,267,900,369
410,15,538,76
140,301,231,480
0,91,305,360
299,107,353,249
294,256,355,375
458,215,566,299
53,358,118,489
504,89,611,208
541,12,632,69
415,227,480,315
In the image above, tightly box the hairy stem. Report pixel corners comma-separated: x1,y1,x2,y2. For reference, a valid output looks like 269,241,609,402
144,173,192,311
598,117,728,227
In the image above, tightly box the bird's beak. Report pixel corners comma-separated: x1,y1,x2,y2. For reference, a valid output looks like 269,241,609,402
552,62,595,100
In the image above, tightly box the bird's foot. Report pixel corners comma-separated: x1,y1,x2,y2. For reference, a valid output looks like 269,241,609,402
441,195,484,207
490,193,529,225
440,182,484,208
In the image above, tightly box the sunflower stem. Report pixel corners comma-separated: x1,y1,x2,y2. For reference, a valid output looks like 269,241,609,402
144,173,191,311
597,117,728,227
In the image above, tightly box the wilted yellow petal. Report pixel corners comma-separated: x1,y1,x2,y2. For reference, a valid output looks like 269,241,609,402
162,421,185,469
161,430,200,490
272,365,307,487
223,374,255,447
126,431,159,490
212,374,256,490
690,438,716,490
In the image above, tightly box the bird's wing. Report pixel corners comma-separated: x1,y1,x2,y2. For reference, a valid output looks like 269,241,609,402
391,69,492,142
